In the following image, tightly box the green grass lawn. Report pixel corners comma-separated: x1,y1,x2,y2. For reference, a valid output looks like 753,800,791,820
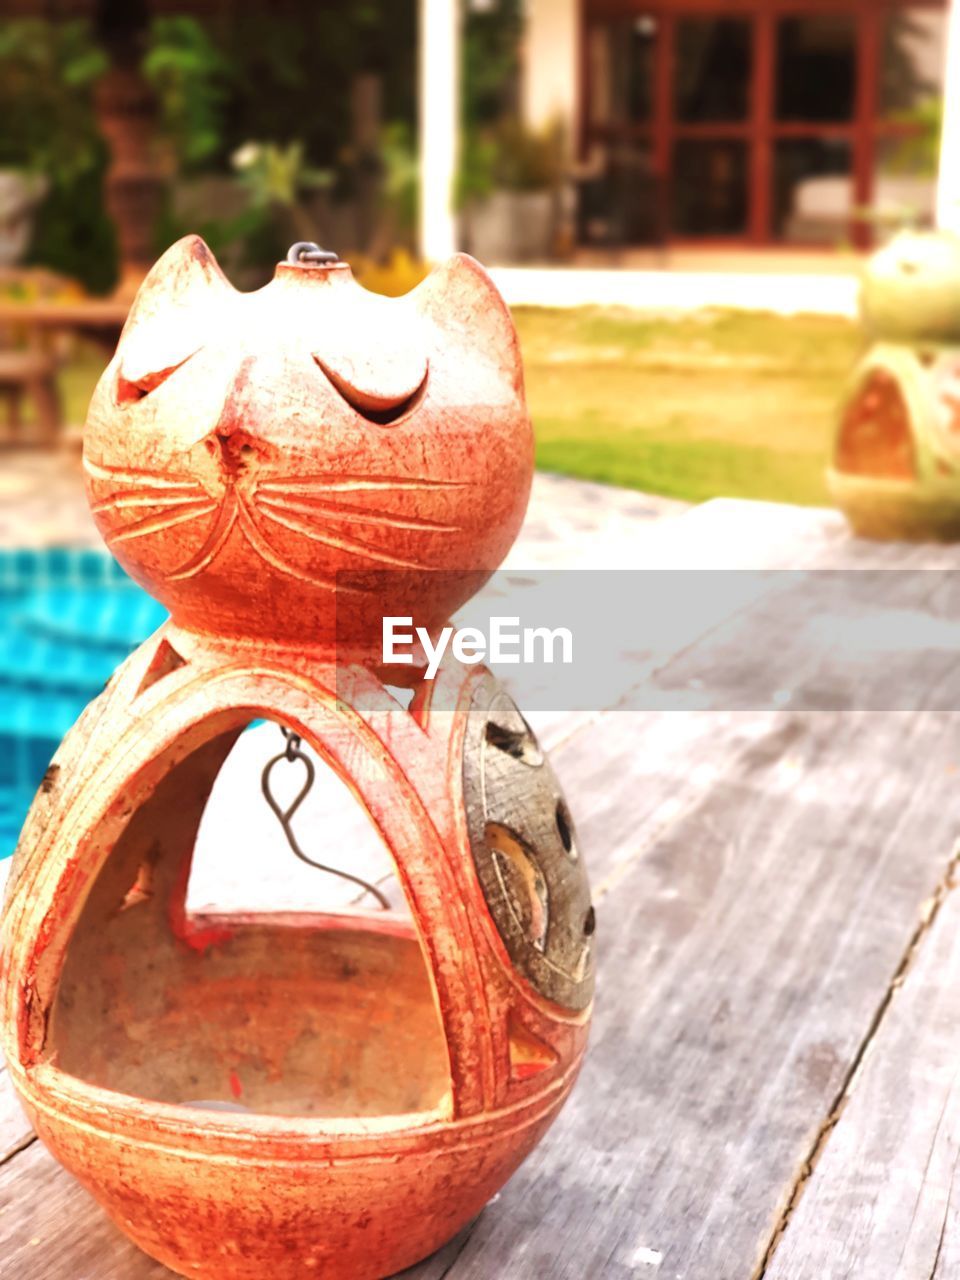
515,307,861,506
60,307,861,508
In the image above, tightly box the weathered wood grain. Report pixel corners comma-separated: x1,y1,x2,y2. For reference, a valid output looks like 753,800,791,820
0,1063,33,1165
764,841,960,1280
5,499,960,1279
408,706,960,1279
640,498,960,572
0,1139,174,1278
645,565,960,714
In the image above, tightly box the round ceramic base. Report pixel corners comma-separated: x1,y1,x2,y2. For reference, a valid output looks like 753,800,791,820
18,1062,561,1280
828,467,960,542
2,639,589,1280
9,737,568,1279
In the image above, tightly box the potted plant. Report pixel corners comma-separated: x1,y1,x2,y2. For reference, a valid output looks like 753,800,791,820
460,118,566,264
0,20,111,281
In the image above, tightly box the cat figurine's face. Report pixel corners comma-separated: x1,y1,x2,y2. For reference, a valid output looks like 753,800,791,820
83,236,533,651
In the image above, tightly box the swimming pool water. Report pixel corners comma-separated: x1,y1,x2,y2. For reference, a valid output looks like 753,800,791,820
0,549,167,857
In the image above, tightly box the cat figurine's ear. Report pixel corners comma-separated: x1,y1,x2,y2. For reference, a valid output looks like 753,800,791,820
118,236,233,391
412,254,524,396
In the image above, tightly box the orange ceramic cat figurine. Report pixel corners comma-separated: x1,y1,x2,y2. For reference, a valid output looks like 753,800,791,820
84,235,531,649
0,238,594,1280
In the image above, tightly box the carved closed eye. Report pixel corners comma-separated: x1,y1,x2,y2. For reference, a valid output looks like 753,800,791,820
313,335,428,427
116,351,199,406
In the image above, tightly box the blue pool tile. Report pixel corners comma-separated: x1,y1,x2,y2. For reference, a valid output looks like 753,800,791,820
0,548,167,858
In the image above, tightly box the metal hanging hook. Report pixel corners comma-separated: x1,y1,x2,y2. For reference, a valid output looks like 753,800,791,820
261,725,390,910
286,242,339,265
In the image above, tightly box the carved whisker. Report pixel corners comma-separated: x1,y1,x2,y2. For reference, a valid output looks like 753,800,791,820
107,500,218,546
256,502,431,570
84,456,204,491
92,491,211,516
258,473,469,495
235,499,343,590
255,492,460,534
167,492,240,582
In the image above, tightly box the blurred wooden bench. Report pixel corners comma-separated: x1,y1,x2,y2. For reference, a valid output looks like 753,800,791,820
0,345,62,443
0,273,127,447
0,269,72,446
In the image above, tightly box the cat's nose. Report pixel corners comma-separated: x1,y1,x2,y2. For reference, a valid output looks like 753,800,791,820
205,356,260,475
205,425,258,474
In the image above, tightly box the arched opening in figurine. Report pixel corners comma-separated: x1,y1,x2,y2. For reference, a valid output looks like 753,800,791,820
185,721,407,919
45,710,452,1122
835,368,916,480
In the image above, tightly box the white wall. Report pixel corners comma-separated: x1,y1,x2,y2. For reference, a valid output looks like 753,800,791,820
522,0,579,142
938,0,960,233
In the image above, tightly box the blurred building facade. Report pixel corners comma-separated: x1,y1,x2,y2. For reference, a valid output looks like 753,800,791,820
518,0,950,255
0,2,953,282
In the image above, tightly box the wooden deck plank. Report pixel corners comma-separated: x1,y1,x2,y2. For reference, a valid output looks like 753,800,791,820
4,499,960,1277
641,563,960,715
0,1063,33,1164
763,839,960,1280
405,706,960,1278
0,1140,172,1278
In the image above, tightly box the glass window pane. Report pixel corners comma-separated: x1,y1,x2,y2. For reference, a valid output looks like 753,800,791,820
578,141,661,245
675,18,753,123
588,15,657,127
880,8,947,119
772,139,853,243
776,17,856,122
671,140,748,236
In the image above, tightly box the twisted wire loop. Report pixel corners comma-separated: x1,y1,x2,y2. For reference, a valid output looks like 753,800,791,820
261,725,390,910
286,241,339,265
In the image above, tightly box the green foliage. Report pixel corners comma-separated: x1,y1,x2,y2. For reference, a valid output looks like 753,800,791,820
457,117,566,209
154,197,265,272
463,0,523,129
145,17,229,171
0,6,420,287
875,10,944,187
232,141,331,210
0,19,106,183
459,1,562,202
514,306,860,507
458,0,523,203
882,97,943,179
457,131,499,207
489,118,565,193
225,140,334,266
378,120,419,233
29,159,117,295
207,5,416,170
0,19,115,291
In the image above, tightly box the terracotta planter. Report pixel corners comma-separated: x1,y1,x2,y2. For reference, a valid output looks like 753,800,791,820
0,238,594,1278
465,190,556,264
